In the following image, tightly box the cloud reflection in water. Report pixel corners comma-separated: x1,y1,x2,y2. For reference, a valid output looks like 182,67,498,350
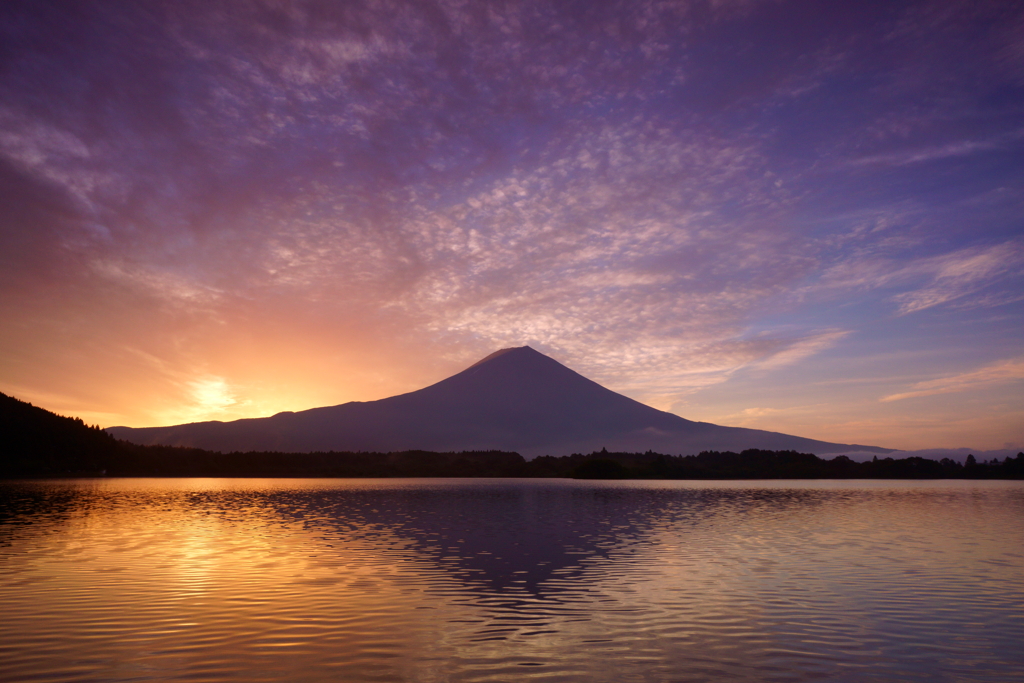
0,478,1022,682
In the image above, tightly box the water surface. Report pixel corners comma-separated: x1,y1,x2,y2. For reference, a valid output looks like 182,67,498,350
1,478,1022,682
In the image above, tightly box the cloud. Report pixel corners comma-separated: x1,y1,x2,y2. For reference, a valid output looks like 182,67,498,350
91,259,224,308
849,138,1005,167
1,0,1022,451
739,407,784,417
891,242,1024,314
812,240,1024,315
0,106,121,214
881,357,1024,402
754,330,849,370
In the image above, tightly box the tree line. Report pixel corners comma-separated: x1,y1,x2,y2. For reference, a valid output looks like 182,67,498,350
3,392,1021,479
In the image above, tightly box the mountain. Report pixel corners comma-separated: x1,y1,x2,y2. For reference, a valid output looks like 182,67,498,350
107,346,892,457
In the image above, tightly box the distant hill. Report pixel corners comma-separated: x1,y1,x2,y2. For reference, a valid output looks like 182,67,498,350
108,346,893,457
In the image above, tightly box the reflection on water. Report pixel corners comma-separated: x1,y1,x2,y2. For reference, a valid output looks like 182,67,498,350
1,479,1022,682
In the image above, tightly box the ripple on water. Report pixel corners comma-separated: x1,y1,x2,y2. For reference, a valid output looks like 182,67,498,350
0,478,1022,682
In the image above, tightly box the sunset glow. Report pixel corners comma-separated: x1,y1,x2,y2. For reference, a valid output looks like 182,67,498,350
1,1,1021,451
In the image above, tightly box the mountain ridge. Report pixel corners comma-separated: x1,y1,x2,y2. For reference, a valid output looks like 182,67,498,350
107,346,892,457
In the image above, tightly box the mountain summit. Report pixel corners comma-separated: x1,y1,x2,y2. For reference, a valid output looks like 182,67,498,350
108,346,890,457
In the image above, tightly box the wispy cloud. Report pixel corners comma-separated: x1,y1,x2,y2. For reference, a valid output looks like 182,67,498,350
0,106,120,214
754,330,849,370
813,240,1024,315
881,358,1024,402
91,259,224,309
850,138,1006,167
891,242,1024,314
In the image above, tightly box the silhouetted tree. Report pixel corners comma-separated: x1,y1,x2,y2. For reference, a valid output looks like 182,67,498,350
574,459,629,479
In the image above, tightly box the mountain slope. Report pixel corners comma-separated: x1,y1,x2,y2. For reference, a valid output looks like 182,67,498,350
107,346,892,457
0,392,125,476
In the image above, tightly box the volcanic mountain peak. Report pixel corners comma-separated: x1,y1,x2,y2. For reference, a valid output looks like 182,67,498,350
397,345,638,422
107,346,893,457
453,345,582,383
466,345,535,369
431,345,592,388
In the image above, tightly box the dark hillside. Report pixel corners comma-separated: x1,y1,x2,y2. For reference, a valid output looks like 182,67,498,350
0,392,124,476
0,392,526,477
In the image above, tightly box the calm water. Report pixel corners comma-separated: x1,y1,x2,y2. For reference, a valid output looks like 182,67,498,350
1,479,1022,682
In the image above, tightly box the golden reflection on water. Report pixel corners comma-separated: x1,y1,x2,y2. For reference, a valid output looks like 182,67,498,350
1,478,1023,682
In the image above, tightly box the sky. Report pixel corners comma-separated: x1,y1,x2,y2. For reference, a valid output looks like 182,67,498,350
1,0,1022,452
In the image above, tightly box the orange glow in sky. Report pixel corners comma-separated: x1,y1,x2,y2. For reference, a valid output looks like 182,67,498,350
0,1,1021,452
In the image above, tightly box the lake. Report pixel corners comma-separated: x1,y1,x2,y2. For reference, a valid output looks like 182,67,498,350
1,478,1022,682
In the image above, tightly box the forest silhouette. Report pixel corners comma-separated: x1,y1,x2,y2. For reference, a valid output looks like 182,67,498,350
3,392,1022,479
